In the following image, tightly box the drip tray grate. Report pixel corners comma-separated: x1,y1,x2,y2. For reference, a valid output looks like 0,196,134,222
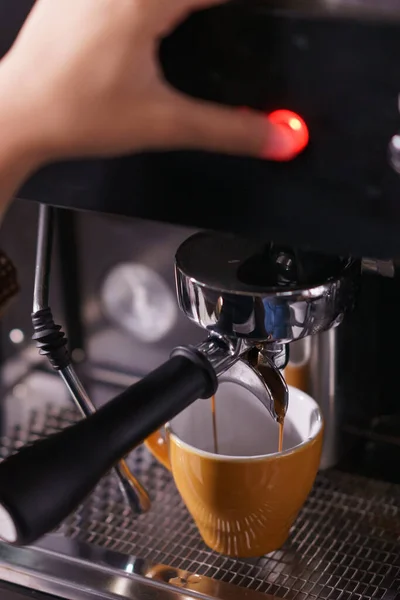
1,404,400,600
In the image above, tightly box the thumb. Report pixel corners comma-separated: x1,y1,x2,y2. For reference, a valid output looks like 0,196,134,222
162,93,304,161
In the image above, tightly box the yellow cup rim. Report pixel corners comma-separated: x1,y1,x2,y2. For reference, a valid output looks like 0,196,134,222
166,385,324,463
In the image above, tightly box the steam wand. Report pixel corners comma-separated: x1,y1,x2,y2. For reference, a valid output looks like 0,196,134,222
31,204,151,514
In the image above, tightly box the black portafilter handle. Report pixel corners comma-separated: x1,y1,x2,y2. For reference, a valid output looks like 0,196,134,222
0,348,217,547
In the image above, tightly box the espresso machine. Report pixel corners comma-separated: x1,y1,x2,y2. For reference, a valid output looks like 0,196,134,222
1,0,400,599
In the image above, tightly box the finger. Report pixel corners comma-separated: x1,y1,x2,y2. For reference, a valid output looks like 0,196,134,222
161,93,304,161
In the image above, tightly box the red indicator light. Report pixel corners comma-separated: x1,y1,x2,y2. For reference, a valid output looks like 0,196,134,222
267,109,309,161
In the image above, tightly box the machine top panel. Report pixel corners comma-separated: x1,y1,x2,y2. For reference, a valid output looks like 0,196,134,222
2,1,400,259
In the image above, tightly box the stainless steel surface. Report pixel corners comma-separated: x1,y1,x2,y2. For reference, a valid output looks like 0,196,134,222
388,134,400,175
257,0,400,22
361,258,395,278
33,204,150,516
194,335,244,376
218,358,288,422
260,343,289,371
286,337,311,368
175,233,360,344
193,336,288,421
59,366,96,417
100,263,178,343
0,535,271,600
309,329,341,470
176,231,358,423
285,332,343,470
33,205,53,315
0,200,204,369
1,369,400,600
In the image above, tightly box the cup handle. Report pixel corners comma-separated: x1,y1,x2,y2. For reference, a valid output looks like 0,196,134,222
145,430,171,471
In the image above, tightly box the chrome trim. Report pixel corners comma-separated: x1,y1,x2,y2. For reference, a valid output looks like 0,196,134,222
175,233,360,344
194,335,245,376
362,258,395,278
194,336,288,420
0,535,268,600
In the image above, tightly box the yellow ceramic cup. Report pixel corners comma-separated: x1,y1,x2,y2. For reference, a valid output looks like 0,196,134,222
145,383,323,558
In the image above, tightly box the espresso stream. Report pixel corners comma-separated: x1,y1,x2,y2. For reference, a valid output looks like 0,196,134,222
210,395,284,454
278,420,284,453
210,395,219,454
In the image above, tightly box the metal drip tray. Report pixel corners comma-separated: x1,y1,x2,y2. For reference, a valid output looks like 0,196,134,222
0,371,399,600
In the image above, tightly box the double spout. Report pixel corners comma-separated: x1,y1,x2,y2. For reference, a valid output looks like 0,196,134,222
193,335,289,423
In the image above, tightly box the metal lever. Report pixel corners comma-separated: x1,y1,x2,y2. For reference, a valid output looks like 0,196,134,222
32,204,150,514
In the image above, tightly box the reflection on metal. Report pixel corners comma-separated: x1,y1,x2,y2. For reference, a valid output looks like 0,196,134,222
219,357,288,421
362,258,395,278
0,536,269,600
309,328,341,469
193,336,288,421
101,263,178,343
176,233,360,344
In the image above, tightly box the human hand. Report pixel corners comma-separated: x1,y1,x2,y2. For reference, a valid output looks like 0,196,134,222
0,0,297,169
